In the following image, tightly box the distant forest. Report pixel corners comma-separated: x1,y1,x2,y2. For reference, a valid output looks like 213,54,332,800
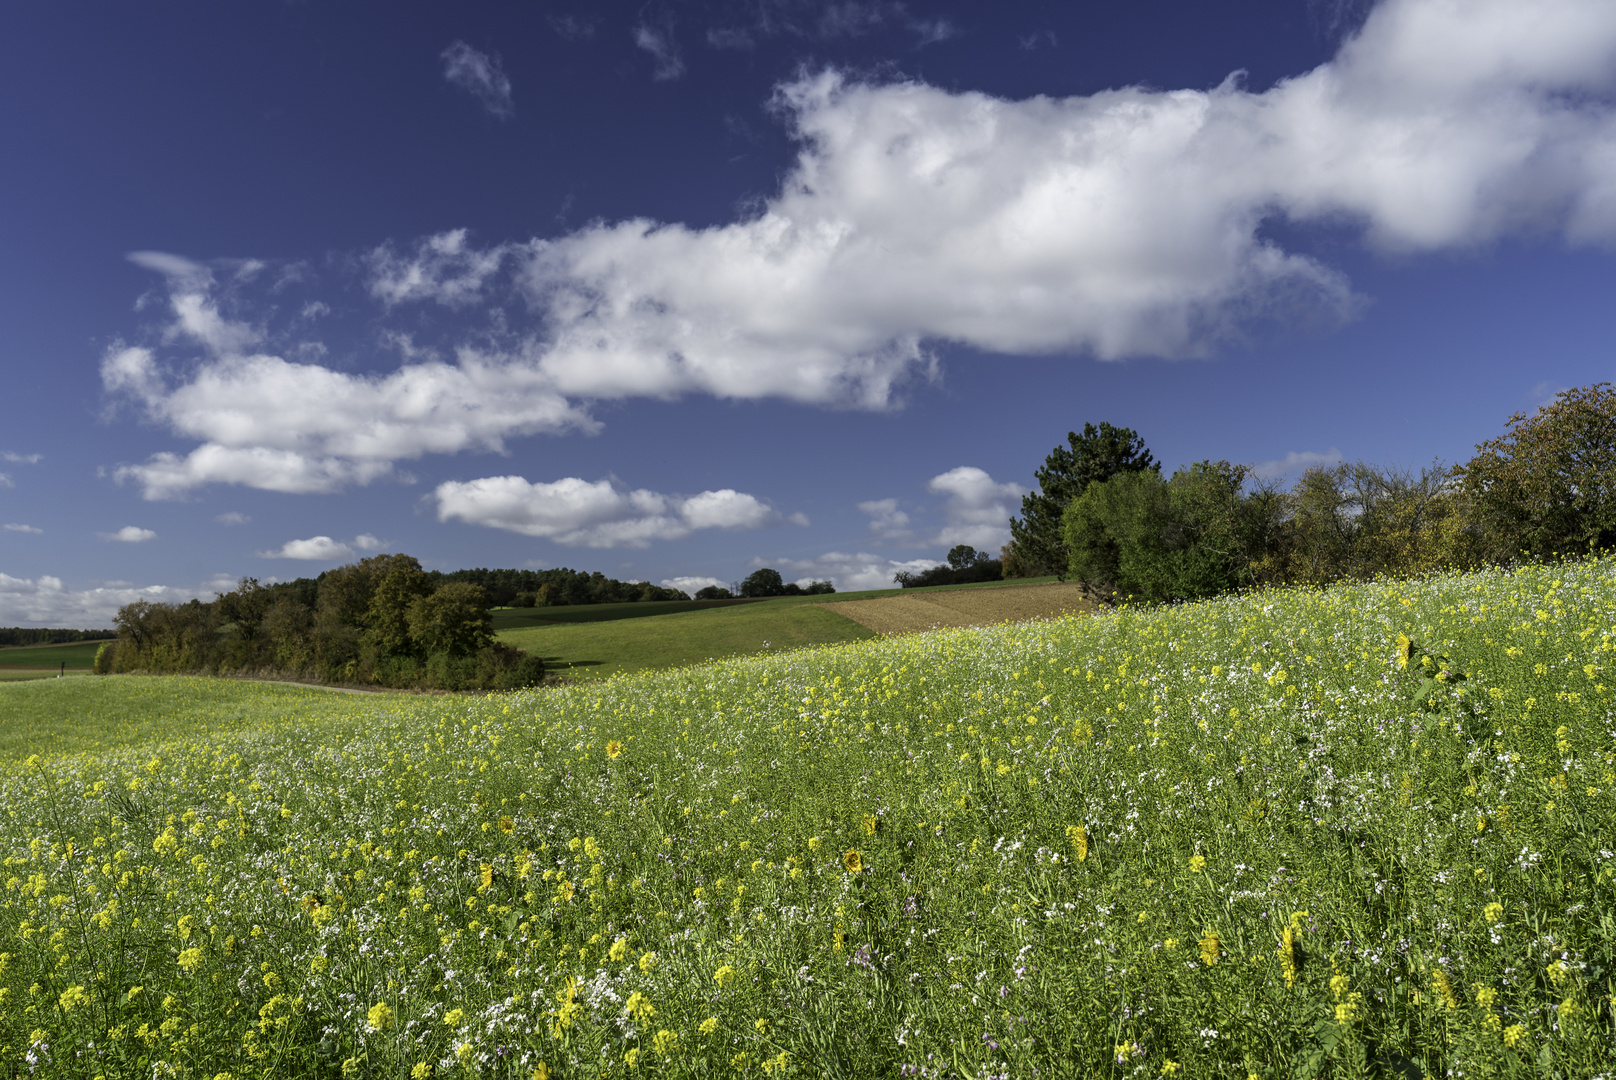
249,565,691,614
437,567,690,607
0,627,115,647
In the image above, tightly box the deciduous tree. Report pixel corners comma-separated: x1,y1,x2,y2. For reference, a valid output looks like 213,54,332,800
1459,384,1616,559
740,568,786,597
407,582,495,657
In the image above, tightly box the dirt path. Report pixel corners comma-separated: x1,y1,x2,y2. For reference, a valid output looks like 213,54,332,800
818,581,1098,636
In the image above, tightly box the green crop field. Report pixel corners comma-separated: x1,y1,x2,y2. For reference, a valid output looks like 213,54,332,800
499,602,877,678
490,600,764,634
0,640,107,681
493,577,1061,679
1,560,1612,1077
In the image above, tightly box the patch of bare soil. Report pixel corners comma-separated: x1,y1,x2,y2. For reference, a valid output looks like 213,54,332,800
818,582,1098,636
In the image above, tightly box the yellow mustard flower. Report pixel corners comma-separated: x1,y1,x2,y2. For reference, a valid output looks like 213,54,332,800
367,1002,394,1031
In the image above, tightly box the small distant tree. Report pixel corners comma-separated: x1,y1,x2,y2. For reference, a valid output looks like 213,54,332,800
946,545,989,570
740,568,786,597
694,585,733,600
1009,423,1158,577
801,580,836,595
1459,383,1616,560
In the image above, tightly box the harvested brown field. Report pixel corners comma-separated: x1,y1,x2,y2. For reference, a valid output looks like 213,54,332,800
818,581,1098,636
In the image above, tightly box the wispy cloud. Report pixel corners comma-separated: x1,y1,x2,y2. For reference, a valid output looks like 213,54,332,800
3,524,42,534
548,14,597,41
1529,380,1571,408
434,475,790,548
634,18,685,80
908,17,959,47
441,41,515,119
1251,448,1345,479
367,229,510,308
126,251,262,357
858,497,914,543
1,452,42,464
706,27,754,50
214,511,250,525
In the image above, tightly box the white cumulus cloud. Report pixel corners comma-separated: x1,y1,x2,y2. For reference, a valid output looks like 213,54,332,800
660,575,728,595
519,0,1616,386
257,536,356,561
103,341,594,498
98,0,1616,497
433,476,789,548
352,533,387,552
771,551,944,593
927,467,1023,550
0,572,233,628
101,526,157,543
441,41,515,119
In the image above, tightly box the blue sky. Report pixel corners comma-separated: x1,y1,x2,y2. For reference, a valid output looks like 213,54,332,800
3,0,1616,626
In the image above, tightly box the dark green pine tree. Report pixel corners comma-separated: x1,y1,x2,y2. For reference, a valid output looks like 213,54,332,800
1008,422,1159,577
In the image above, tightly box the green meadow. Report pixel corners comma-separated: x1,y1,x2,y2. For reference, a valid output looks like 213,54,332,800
0,560,1612,1077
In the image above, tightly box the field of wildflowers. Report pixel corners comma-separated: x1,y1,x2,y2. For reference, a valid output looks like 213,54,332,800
2,558,1614,1078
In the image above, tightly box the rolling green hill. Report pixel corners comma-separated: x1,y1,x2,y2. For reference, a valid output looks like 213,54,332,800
0,561,1606,1075
495,576,1061,678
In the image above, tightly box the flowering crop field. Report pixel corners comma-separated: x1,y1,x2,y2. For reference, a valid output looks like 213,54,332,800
2,560,1615,1079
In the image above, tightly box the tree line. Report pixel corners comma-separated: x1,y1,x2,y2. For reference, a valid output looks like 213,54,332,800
0,627,114,647
99,554,545,691
443,566,691,607
1002,384,1616,602
690,569,836,599
893,545,1004,588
